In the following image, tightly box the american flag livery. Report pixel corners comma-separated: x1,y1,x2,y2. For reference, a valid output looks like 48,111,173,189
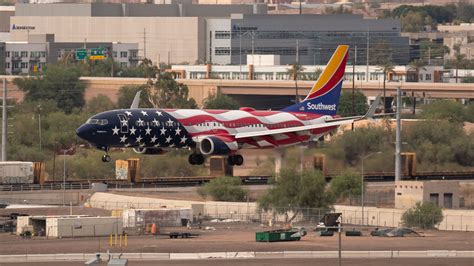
76,45,379,165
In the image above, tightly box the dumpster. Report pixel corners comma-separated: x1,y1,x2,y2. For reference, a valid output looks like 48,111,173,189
256,230,301,242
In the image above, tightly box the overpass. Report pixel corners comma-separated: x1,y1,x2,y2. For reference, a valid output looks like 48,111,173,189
1,76,472,107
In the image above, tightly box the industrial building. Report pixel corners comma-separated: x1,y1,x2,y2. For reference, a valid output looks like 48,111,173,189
2,34,139,74
395,181,461,209
16,215,122,238
7,3,412,66
208,13,411,65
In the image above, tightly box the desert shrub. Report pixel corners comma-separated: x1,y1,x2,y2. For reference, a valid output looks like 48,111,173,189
198,176,248,202
401,202,443,229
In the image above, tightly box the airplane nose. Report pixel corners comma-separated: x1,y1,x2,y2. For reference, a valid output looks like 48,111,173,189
76,124,91,141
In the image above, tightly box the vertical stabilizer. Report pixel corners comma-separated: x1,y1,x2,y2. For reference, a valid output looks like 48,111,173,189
282,45,349,115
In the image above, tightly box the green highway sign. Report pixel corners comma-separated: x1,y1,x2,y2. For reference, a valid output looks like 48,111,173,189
76,49,87,60
91,48,105,56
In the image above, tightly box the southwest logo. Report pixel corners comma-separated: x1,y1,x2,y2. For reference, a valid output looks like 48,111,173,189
306,102,337,111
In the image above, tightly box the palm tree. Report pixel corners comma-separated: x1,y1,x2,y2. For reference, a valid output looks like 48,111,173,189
408,59,427,82
450,43,468,83
377,60,394,113
287,64,305,103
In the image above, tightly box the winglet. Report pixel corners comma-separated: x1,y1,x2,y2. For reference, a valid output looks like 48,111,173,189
363,94,382,119
130,91,141,109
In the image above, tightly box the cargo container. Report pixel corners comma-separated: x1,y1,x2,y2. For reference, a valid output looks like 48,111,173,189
0,162,34,184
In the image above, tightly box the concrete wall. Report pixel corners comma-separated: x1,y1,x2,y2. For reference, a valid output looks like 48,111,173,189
0,190,91,206
89,192,474,231
47,216,122,237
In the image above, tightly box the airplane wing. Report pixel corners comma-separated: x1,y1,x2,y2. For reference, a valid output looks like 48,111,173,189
234,94,385,140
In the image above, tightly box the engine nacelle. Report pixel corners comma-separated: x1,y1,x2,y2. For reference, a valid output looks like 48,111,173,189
198,136,238,155
132,147,166,155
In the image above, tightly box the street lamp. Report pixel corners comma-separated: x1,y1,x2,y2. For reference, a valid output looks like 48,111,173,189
361,151,381,226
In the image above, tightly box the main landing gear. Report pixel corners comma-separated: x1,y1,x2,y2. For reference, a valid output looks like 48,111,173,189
227,155,243,166
188,154,205,165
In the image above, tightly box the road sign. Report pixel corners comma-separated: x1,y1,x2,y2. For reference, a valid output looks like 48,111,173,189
89,55,105,60
90,48,105,60
76,49,87,60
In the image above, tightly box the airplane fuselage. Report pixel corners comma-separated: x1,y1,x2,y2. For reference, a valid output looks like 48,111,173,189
77,108,337,152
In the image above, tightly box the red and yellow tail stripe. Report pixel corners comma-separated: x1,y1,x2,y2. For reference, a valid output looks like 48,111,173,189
304,45,349,101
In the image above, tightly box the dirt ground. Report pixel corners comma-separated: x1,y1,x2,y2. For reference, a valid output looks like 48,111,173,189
110,185,271,202
0,223,473,255
5,258,474,266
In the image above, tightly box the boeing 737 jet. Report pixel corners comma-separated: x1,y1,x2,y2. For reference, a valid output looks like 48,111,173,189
76,45,380,166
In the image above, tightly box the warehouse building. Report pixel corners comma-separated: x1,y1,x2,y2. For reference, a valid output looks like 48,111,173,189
8,3,411,66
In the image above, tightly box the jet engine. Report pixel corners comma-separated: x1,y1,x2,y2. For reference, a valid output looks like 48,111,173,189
198,136,238,155
132,147,166,155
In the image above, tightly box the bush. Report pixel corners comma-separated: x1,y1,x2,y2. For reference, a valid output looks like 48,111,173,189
330,172,362,202
401,202,443,229
198,176,248,202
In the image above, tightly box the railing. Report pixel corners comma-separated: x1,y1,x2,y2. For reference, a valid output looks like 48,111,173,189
0,183,91,192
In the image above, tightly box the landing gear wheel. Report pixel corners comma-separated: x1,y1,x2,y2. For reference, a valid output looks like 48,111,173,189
234,155,244,166
227,155,244,166
101,154,111,163
188,154,205,165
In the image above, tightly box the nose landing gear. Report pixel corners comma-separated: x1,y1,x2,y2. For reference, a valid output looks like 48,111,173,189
101,154,111,163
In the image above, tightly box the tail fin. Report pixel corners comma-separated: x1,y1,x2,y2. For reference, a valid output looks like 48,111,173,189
282,45,349,115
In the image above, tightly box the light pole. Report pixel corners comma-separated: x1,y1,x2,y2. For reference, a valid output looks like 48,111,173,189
63,149,66,206
361,151,381,226
37,105,42,151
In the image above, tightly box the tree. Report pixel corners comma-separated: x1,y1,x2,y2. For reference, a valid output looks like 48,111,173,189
330,172,362,204
408,59,427,82
337,90,368,117
117,85,153,109
287,64,305,103
13,64,86,114
420,100,466,123
258,169,334,223
328,126,388,166
403,120,465,170
197,176,248,201
377,60,394,112
400,11,427,32
401,202,443,229
85,94,116,114
452,44,467,84
147,73,197,109
203,92,240,110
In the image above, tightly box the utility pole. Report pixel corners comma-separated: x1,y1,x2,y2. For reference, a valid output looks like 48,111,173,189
2,78,6,162
366,30,370,82
295,40,300,103
428,46,431,65
38,105,42,151
299,0,302,15
251,31,255,59
239,26,242,79
63,150,66,206
352,46,357,131
395,86,402,181
143,28,147,59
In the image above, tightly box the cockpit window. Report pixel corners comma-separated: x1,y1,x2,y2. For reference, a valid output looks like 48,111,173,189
87,118,108,125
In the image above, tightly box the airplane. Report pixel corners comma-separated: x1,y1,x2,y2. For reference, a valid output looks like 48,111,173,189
76,45,381,166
